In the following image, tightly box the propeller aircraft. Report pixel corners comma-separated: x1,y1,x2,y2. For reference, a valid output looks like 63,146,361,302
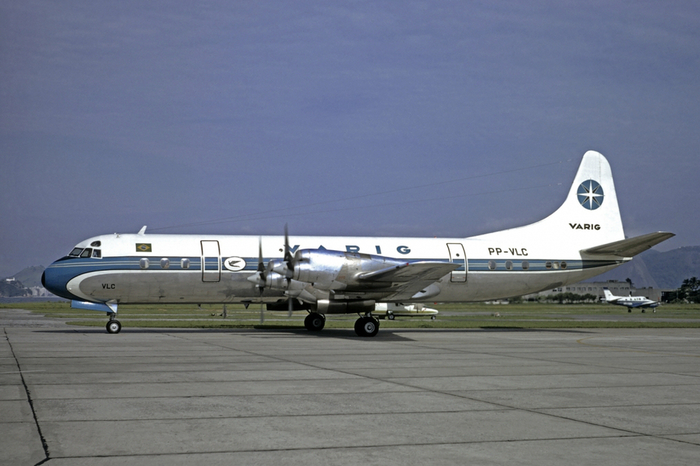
42,151,674,336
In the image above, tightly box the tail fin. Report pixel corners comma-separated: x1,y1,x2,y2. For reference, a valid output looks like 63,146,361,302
603,287,615,301
479,151,626,252
541,150,674,257
537,150,626,249
474,150,674,257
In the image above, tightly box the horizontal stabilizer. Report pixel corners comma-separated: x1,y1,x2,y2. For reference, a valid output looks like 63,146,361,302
581,231,675,257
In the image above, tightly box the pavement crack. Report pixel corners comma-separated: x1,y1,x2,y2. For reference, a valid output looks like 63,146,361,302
4,328,51,463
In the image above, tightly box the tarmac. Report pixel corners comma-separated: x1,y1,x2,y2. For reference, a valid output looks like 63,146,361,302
2,308,700,465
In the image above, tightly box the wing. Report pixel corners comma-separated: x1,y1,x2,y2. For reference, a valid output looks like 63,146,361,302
355,261,460,301
581,231,675,257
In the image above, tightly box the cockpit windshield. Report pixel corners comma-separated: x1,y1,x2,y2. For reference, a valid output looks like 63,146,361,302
68,247,101,258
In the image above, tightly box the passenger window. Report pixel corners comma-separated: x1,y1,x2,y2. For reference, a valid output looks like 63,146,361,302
80,248,93,258
161,258,170,269
181,258,190,269
488,260,497,270
545,261,552,269
560,261,567,269
522,261,529,270
140,258,150,269
92,249,102,258
505,260,513,270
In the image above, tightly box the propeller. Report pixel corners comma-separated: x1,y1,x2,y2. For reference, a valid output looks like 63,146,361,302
283,224,294,276
282,224,298,318
247,226,300,322
272,224,297,280
248,238,267,324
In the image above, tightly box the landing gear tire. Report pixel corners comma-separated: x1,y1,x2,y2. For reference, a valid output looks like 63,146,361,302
304,313,325,332
106,320,122,334
387,313,395,320
628,308,632,313
354,316,379,337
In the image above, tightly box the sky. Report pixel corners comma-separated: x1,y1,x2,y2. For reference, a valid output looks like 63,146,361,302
1,0,699,278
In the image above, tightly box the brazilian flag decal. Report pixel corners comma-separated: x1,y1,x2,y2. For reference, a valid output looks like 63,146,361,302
136,243,152,252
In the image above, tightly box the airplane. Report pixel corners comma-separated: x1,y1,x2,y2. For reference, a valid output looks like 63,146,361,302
373,302,439,320
603,287,660,313
42,150,674,337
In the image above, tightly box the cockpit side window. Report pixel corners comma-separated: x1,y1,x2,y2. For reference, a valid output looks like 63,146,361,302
92,249,102,258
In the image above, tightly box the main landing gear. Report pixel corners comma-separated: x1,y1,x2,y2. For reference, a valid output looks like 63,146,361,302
304,312,380,337
354,315,380,337
304,312,326,331
106,314,122,334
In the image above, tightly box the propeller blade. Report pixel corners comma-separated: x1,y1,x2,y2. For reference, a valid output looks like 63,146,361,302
283,224,295,281
288,297,293,318
283,224,292,264
258,238,266,275
260,301,264,324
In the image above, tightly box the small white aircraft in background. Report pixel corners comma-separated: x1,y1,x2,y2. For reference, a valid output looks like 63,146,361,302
603,287,660,313
373,303,438,320
42,151,674,336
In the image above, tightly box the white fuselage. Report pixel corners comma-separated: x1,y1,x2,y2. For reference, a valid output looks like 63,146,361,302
45,231,625,307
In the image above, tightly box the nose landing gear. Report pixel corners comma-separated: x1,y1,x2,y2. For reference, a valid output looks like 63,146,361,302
106,319,122,334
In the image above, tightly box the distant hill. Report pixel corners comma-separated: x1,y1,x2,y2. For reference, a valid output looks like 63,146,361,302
586,246,700,289
0,278,31,297
11,265,46,288
0,265,46,297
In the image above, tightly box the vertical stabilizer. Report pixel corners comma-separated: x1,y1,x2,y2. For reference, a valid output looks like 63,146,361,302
603,287,615,301
478,151,626,254
539,150,625,248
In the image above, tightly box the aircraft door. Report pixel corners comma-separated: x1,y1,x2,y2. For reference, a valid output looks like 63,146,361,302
201,240,221,282
447,243,467,282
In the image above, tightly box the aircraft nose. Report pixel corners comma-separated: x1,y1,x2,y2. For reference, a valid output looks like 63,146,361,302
42,261,74,300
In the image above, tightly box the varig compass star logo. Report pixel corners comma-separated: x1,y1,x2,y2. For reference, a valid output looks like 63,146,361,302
577,179,604,210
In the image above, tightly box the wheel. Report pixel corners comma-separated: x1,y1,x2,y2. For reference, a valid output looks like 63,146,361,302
641,309,645,313
354,316,379,337
431,315,436,320
387,313,395,320
304,313,325,331
628,308,632,313
106,320,121,334
354,318,364,335
363,317,379,337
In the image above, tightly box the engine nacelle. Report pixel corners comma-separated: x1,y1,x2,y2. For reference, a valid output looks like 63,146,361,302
264,270,289,290
315,299,376,315
292,249,407,290
292,249,347,286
